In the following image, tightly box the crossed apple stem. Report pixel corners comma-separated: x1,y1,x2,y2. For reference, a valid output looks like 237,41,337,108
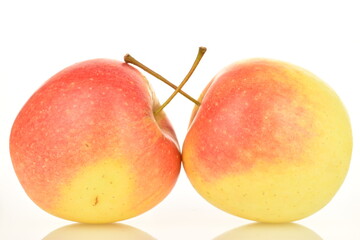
124,47,206,114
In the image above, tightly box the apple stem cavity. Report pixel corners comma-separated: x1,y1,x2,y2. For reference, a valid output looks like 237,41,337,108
124,51,203,107
154,47,207,114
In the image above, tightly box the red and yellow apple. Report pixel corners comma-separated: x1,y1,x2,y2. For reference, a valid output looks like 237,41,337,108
183,59,352,223
10,59,181,223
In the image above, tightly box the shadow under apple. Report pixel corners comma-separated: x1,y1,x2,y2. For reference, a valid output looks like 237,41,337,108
214,222,322,240
43,222,156,240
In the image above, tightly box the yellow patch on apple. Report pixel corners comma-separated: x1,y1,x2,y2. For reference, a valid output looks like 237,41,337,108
52,159,135,223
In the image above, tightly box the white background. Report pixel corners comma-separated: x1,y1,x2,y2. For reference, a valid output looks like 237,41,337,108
0,0,359,239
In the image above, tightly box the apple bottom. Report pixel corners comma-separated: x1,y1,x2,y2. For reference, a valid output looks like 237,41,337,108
185,142,348,223
32,157,179,224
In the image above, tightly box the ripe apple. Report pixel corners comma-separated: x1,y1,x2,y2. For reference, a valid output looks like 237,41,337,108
10,59,181,223
182,59,352,223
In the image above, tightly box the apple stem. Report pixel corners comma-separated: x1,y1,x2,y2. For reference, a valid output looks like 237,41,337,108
154,47,206,114
124,54,200,106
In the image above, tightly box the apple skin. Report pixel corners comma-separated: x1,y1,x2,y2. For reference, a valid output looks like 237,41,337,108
10,59,181,223
182,59,352,223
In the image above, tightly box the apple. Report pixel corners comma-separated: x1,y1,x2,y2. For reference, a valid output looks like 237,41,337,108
182,59,352,223
10,59,181,223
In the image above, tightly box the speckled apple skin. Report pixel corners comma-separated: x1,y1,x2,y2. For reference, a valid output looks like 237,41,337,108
183,59,352,223
10,59,181,223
